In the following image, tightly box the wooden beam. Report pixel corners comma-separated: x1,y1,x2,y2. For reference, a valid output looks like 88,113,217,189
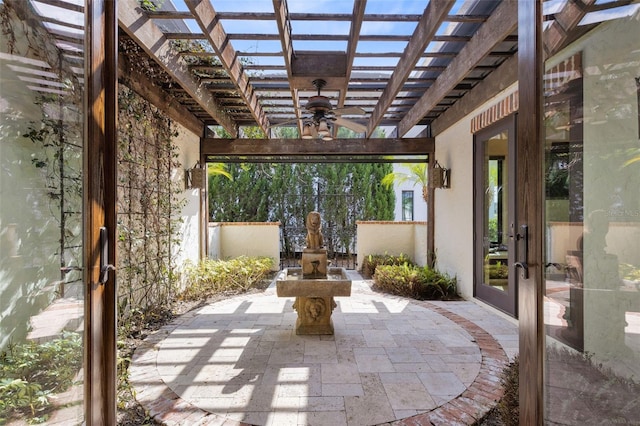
118,54,204,136
202,137,434,157
398,0,517,137
273,0,302,136
118,0,237,136
366,0,455,137
184,0,270,135
430,54,518,136
543,0,595,57
339,0,367,109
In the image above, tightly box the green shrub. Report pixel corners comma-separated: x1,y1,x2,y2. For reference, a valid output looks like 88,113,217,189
0,332,82,422
487,262,509,279
372,263,418,296
372,264,457,300
362,253,414,278
181,256,274,300
414,266,458,300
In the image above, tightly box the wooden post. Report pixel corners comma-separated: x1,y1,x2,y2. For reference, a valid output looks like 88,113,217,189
517,1,545,424
84,0,118,423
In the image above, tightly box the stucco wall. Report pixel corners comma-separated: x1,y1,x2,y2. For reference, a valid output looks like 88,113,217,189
356,221,428,268
433,84,518,300
208,222,281,270
172,125,201,288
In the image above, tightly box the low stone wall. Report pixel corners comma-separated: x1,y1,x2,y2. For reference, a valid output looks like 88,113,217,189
356,221,428,269
208,222,281,270
208,221,431,272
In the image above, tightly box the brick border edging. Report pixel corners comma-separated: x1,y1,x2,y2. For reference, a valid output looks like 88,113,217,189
129,295,509,426
388,301,509,426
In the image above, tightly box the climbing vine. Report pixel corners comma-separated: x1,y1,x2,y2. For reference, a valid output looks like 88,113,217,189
117,86,184,324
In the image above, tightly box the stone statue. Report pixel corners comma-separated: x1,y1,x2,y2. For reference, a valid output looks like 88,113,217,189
305,211,324,249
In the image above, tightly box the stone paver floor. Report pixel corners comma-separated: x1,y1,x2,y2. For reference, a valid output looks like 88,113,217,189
130,272,518,426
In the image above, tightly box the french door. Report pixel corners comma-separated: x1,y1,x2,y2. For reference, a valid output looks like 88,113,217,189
518,1,640,423
474,115,517,317
0,1,117,424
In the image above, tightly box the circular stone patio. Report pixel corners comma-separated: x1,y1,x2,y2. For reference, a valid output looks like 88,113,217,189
129,274,517,426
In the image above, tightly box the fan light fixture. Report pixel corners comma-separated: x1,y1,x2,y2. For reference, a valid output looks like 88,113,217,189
300,80,335,140
302,118,333,140
270,78,366,138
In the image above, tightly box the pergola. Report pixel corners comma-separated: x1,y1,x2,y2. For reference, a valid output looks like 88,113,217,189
18,0,600,144
5,0,628,424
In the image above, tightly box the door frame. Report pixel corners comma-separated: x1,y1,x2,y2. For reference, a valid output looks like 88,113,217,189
473,115,518,317
517,1,545,424
84,1,118,423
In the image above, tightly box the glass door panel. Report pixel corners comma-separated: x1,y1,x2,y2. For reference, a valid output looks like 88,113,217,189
543,2,640,423
1,1,85,423
475,116,517,316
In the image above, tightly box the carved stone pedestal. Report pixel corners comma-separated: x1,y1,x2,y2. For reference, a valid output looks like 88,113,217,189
292,296,337,335
276,268,352,335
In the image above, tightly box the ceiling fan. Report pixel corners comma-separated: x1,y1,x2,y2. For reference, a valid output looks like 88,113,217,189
271,79,367,140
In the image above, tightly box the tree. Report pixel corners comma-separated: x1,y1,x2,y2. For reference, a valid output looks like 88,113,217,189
381,163,429,203
207,126,396,254
207,162,232,180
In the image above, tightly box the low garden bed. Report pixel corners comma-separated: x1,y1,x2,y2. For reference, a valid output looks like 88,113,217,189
363,253,459,301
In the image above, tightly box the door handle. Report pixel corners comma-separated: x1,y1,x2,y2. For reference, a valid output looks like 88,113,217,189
514,224,529,279
99,226,116,284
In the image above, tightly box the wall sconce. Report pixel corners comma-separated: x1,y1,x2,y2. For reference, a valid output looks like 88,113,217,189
431,160,450,189
185,162,205,189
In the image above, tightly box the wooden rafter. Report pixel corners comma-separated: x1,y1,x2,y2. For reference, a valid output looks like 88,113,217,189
366,0,455,137
118,0,237,136
430,53,518,136
184,0,270,135
273,0,302,135
338,0,367,109
118,54,204,136
398,0,517,137
112,0,520,138
543,0,596,57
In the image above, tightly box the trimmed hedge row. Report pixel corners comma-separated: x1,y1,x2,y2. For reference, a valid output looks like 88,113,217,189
372,262,458,300
181,256,275,300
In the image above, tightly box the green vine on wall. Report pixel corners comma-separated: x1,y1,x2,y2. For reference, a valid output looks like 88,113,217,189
117,85,185,326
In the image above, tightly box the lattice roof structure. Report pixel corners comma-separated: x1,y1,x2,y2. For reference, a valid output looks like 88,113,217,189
12,0,635,139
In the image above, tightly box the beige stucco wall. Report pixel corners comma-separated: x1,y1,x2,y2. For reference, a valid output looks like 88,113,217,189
433,84,518,300
172,125,201,288
356,221,428,268
208,222,281,270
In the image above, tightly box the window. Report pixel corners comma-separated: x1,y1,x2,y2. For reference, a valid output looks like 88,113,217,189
402,190,414,221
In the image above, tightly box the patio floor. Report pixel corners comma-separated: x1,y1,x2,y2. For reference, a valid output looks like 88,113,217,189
129,271,518,426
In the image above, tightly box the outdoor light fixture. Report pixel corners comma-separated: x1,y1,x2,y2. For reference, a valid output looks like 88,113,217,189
302,123,314,139
301,116,334,140
317,118,331,139
185,162,205,189
430,160,451,189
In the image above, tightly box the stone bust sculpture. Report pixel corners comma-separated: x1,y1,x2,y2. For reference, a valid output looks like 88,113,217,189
305,211,324,249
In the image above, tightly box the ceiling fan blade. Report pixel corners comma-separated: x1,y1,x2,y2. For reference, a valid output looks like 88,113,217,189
333,106,366,116
333,116,367,133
